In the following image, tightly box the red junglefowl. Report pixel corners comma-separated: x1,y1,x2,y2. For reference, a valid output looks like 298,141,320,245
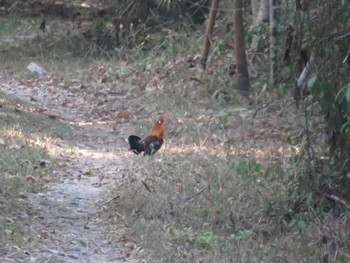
128,116,165,155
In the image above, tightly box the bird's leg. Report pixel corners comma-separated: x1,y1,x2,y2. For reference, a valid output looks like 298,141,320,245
149,142,156,155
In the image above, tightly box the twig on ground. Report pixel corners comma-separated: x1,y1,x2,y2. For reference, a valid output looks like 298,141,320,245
141,179,152,193
105,195,120,204
178,187,207,202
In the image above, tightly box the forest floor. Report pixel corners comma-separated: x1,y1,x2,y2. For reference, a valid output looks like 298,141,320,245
1,12,350,263
0,42,129,263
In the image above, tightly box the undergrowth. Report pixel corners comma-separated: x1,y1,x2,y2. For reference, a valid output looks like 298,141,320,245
88,18,350,260
102,80,349,262
106,131,350,262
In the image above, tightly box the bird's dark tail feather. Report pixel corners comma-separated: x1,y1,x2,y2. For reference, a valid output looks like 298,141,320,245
128,135,144,154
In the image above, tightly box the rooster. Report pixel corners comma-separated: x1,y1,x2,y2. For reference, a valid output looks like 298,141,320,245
128,116,165,155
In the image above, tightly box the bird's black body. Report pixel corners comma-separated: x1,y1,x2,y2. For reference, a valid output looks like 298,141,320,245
128,135,164,155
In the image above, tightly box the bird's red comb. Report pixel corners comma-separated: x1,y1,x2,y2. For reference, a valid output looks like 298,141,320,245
158,115,165,124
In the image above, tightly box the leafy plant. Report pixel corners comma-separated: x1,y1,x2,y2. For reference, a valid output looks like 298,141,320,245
230,230,254,241
283,0,350,213
195,231,214,249
236,160,262,184
282,217,307,233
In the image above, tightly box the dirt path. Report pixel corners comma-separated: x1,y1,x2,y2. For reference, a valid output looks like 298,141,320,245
0,76,131,262
23,126,123,262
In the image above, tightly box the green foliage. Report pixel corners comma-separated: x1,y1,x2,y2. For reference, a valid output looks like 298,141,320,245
282,217,307,233
246,22,269,47
281,1,350,213
312,79,350,164
195,231,214,249
236,160,262,183
91,18,108,41
172,229,214,249
345,83,350,102
281,65,294,81
230,230,254,241
0,15,23,34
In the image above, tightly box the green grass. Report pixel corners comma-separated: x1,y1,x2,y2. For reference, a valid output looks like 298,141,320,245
0,15,26,35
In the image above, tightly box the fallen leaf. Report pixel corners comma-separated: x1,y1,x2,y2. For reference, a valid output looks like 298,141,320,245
17,192,28,199
26,175,37,184
115,111,129,119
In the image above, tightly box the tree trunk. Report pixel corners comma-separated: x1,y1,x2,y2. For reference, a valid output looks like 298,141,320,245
251,0,269,26
251,0,269,51
200,0,220,70
234,0,250,95
251,0,260,20
269,0,277,86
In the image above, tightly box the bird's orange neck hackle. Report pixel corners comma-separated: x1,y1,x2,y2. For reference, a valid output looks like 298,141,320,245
149,116,164,138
